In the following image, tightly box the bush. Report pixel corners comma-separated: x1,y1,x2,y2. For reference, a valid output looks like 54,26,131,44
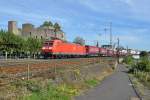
129,57,150,73
123,56,134,65
140,51,149,58
137,57,150,72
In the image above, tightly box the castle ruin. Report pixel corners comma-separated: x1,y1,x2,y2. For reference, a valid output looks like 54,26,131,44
8,21,66,40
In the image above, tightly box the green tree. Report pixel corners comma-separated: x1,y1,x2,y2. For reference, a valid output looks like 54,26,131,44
73,36,85,45
0,31,14,53
41,21,53,27
0,30,28,58
26,37,43,58
0,31,4,50
0,31,12,58
54,22,61,32
0,30,4,44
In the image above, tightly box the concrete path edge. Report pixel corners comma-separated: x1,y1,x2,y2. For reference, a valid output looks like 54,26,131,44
128,73,143,100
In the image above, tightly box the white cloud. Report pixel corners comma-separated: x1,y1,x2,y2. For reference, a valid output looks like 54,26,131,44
0,7,67,28
78,0,150,22
119,0,133,5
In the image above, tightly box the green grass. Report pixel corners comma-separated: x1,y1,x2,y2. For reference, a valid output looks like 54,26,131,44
123,56,134,65
23,79,100,100
23,89,70,100
133,71,150,88
22,82,79,100
85,79,99,88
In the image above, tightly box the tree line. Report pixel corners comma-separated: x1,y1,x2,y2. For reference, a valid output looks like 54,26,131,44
41,21,61,32
0,30,43,59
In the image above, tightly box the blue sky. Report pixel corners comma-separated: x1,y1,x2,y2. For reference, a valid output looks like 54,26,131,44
0,0,150,50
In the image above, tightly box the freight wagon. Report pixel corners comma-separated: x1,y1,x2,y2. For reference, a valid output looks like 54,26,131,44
107,49,114,57
85,45,99,56
99,48,107,56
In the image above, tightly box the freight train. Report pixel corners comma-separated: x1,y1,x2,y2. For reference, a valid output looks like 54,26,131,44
41,39,127,58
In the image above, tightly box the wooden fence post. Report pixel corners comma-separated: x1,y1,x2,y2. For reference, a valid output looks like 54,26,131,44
145,72,148,81
27,64,30,80
5,51,7,60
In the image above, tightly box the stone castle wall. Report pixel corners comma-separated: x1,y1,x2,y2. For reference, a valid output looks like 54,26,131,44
8,21,66,40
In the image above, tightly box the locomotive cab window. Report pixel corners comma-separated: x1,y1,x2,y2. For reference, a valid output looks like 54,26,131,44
44,42,49,46
49,42,53,46
44,42,53,46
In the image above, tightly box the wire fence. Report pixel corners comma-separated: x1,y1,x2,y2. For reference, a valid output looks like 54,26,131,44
0,51,43,60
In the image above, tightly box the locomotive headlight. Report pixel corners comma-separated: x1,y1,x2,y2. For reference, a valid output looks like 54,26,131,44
49,47,52,49
42,47,45,50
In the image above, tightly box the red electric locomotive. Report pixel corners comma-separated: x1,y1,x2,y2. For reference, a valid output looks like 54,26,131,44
41,39,86,58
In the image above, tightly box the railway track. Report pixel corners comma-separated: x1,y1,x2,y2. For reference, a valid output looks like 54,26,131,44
0,57,115,74
0,57,113,66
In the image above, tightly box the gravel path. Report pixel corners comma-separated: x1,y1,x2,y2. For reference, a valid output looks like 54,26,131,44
75,64,139,100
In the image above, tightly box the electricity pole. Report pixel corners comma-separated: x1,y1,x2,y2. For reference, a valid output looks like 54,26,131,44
117,38,120,63
97,33,101,47
110,22,112,48
104,28,107,41
103,22,113,48
126,46,129,56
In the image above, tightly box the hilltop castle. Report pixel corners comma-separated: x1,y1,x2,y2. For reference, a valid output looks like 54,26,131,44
8,21,66,40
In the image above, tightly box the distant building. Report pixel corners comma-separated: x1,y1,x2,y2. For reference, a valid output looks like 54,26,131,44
8,21,66,40
8,21,20,35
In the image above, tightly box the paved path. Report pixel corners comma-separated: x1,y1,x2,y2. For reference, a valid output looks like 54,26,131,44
75,64,138,100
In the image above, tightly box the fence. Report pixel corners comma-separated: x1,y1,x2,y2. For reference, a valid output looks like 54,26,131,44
0,51,42,59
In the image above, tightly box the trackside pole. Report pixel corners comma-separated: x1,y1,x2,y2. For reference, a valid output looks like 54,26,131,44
27,64,30,80
117,38,120,63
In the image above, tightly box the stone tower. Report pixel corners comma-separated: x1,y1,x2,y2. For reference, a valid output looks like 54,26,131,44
22,23,34,37
8,21,19,35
